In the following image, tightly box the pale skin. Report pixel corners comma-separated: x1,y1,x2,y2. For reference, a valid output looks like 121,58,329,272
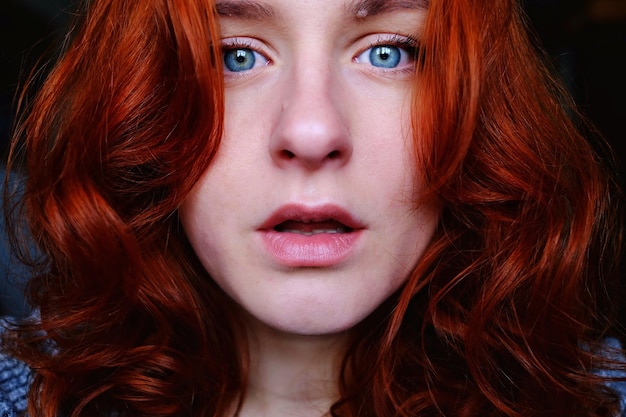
179,0,432,416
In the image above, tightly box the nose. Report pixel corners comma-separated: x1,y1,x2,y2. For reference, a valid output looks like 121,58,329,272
269,64,352,170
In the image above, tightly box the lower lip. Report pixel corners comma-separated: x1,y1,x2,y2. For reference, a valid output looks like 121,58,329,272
260,230,362,267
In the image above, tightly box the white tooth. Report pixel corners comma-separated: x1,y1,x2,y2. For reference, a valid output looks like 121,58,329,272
312,229,342,234
283,229,314,235
281,228,347,235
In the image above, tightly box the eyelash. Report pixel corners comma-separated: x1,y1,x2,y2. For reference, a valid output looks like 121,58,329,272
222,38,257,53
366,34,419,57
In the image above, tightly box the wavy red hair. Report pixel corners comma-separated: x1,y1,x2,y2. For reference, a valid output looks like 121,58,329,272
3,0,624,416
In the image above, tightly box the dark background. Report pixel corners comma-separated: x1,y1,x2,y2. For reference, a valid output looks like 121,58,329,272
523,0,626,180
0,0,625,317
1,0,73,157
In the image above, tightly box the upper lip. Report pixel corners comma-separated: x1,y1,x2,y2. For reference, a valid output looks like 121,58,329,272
258,204,365,231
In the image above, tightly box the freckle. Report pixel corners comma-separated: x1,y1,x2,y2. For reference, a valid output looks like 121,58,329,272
356,8,368,18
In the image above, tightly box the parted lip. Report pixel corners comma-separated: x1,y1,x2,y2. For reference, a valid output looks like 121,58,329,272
258,204,365,231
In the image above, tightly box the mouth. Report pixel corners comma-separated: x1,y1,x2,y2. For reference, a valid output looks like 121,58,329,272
273,219,354,236
258,204,364,267
259,204,364,233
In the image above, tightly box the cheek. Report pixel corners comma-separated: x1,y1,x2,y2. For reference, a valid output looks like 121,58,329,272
178,169,241,269
352,86,415,167
178,183,221,273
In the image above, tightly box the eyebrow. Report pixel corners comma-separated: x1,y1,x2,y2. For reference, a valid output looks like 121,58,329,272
347,0,429,19
215,0,280,20
215,0,428,21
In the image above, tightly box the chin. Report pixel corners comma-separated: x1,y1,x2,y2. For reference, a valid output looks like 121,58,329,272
245,296,387,338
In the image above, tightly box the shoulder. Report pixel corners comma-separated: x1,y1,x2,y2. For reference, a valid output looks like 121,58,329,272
0,322,30,417
596,337,626,417
0,351,29,417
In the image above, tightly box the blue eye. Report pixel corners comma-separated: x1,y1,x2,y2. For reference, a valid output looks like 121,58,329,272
354,37,418,70
224,48,257,72
223,46,270,73
369,45,402,68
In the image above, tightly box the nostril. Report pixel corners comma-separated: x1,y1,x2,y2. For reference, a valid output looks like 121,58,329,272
327,150,341,160
280,150,296,159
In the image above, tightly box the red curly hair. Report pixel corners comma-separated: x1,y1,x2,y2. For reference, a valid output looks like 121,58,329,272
3,0,624,416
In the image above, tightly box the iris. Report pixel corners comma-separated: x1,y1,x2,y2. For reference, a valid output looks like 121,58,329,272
224,48,256,72
369,45,401,68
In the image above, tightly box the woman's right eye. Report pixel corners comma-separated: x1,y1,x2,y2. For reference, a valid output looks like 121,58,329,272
223,47,269,73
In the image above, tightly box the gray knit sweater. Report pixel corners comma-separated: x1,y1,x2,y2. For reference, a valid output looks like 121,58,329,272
1,334,626,416
0,349,28,417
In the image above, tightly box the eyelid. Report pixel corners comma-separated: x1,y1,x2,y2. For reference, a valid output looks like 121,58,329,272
368,33,419,51
222,37,256,49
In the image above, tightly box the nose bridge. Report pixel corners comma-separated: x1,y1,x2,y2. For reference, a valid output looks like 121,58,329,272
270,53,352,169
289,55,335,108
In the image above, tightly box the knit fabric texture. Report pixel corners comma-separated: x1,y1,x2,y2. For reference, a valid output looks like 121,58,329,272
0,349,29,417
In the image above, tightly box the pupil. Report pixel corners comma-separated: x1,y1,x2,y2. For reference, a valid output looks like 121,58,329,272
223,47,257,72
378,46,392,61
236,50,247,63
369,45,400,68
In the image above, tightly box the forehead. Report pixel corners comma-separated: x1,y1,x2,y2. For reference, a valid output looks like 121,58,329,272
215,0,429,20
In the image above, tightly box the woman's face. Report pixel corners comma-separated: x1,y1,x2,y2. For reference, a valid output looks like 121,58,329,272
180,0,435,335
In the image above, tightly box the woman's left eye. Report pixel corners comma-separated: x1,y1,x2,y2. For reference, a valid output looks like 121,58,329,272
354,40,417,69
